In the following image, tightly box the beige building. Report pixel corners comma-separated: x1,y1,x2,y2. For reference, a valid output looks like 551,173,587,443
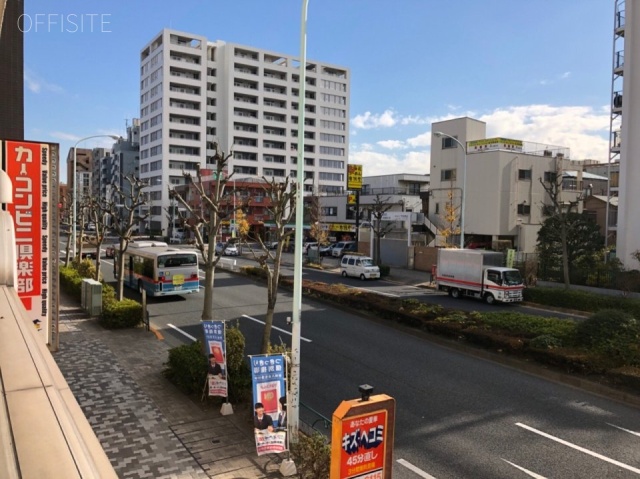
429,117,597,253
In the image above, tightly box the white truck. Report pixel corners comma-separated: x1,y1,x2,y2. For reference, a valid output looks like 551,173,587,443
435,249,524,304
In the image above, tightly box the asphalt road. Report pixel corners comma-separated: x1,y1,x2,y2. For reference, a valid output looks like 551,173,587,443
93,246,640,478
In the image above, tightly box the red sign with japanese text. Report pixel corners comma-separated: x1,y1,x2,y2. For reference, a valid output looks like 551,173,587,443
2,140,59,350
339,410,387,479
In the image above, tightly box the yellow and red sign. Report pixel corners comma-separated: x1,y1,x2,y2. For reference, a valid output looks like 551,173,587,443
347,164,363,191
331,394,395,479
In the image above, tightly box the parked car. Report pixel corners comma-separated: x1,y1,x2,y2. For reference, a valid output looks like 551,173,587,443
332,241,356,257
319,243,335,256
303,242,318,255
105,245,116,258
341,255,380,280
264,240,278,250
215,242,239,256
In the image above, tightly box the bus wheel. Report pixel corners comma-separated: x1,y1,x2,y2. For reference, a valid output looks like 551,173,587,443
138,280,144,295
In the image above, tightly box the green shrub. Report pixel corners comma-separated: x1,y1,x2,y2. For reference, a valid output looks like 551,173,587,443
529,334,564,350
575,309,640,365
164,341,207,395
76,259,97,279
226,324,252,402
59,266,83,299
379,264,390,277
101,282,117,307
524,287,640,318
100,298,143,329
479,311,577,341
290,432,330,479
437,311,469,324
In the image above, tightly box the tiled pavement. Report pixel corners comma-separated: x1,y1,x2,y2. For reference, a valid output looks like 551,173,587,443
55,293,283,479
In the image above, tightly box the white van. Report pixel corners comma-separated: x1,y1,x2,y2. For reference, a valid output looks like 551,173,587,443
340,255,380,280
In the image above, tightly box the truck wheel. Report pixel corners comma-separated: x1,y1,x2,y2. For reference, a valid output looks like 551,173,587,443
360,274,366,281
485,293,495,305
341,271,348,278
450,289,461,299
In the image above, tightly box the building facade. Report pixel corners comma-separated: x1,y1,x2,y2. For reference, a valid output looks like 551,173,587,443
139,28,350,235
611,0,640,267
429,117,593,253
0,0,24,140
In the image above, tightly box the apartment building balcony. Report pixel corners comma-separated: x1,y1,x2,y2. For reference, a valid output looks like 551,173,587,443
169,68,201,82
263,112,286,123
263,84,287,95
615,6,625,35
234,48,259,62
611,130,622,153
234,122,258,133
234,93,258,105
169,114,200,127
614,50,625,75
169,100,200,111
234,64,258,76
263,126,286,136
169,53,202,65
612,91,623,114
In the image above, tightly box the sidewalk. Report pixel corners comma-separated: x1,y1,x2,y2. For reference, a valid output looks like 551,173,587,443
55,291,282,479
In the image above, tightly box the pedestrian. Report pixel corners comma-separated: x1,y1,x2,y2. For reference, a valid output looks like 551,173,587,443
253,402,274,432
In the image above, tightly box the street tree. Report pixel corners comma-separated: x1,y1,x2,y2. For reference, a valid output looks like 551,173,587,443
239,176,296,353
438,189,461,248
537,212,603,280
60,191,74,265
168,143,234,321
538,158,586,288
108,175,150,300
86,196,110,281
75,195,92,264
307,194,329,246
369,194,395,265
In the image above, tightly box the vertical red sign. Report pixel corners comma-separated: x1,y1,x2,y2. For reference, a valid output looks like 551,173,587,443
5,141,50,330
339,410,387,479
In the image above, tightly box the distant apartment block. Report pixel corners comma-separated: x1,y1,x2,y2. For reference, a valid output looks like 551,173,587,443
139,28,351,235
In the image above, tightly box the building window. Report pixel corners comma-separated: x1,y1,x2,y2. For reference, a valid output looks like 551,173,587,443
441,169,457,181
541,205,554,216
544,171,557,183
321,207,337,216
442,136,458,149
518,169,532,180
517,203,531,215
434,203,440,215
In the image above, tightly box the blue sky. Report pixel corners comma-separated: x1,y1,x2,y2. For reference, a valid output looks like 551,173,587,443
23,0,614,182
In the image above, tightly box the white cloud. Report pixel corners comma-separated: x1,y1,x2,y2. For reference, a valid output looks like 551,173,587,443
24,68,63,94
377,139,405,149
351,109,397,129
349,149,430,177
349,103,611,178
478,104,610,160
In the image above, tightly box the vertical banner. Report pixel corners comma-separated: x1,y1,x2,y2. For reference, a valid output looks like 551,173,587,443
331,394,396,479
250,354,287,455
3,140,59,349
202,321,228,397
347,164,363,191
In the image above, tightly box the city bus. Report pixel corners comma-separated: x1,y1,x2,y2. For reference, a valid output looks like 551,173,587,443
116,241,200,296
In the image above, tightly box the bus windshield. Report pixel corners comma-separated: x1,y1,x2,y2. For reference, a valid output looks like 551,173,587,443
158,253,197,268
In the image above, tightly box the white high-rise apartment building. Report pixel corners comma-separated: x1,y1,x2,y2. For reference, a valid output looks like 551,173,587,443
139,28,350,234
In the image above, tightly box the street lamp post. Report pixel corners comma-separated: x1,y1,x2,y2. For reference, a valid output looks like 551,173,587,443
290,0,309,444
72,135,119,258
434,131,467,249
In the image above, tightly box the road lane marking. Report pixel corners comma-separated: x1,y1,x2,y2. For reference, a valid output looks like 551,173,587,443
352,287,400,298
396,459,437,478
241,314,312,342
607,423,640,437
167,323,197,342
516,423,640,474
501,459,547,478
